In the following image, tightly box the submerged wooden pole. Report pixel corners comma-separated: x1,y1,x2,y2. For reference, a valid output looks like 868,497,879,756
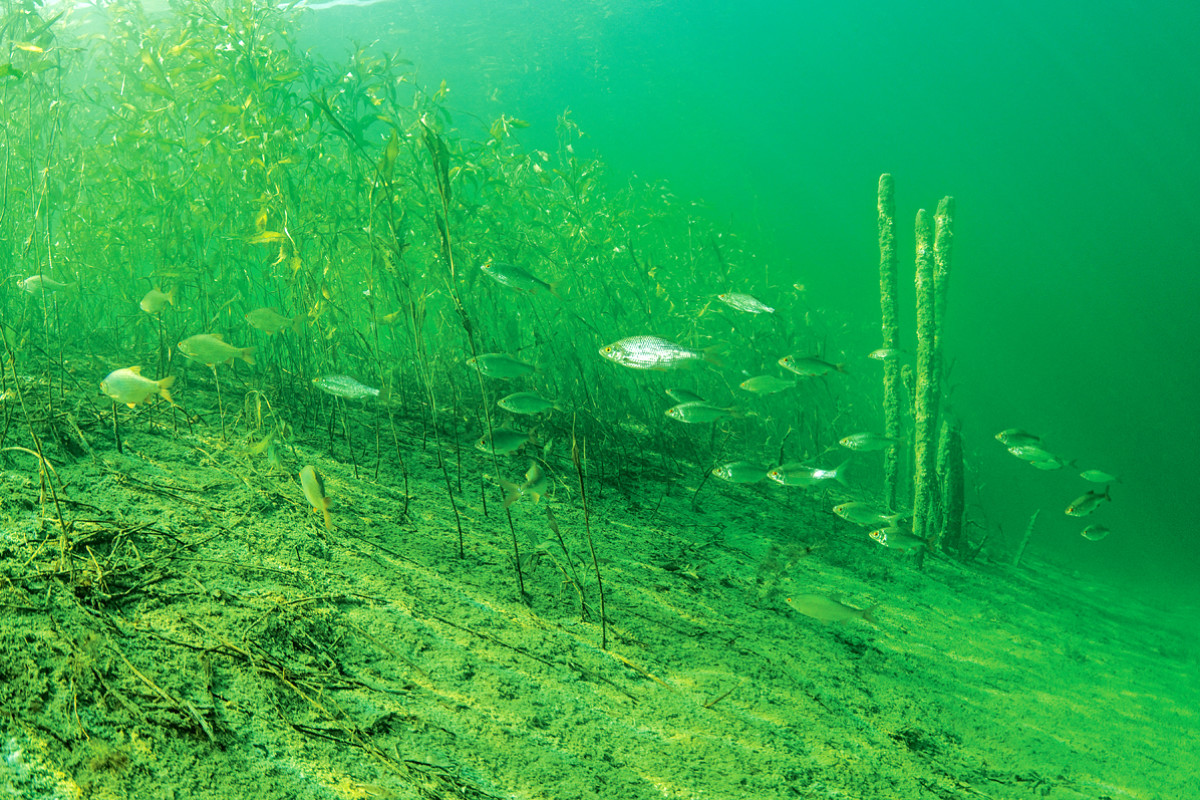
927,196,956,536
933,197,956,358
911,209,937,541
876,175,902,511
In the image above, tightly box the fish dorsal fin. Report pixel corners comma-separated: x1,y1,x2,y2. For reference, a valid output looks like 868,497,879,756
129,366,143,374
210,333,225,340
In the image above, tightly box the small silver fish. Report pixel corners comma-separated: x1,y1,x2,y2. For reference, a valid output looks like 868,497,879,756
499,462,549,508
996,428,1041,448
467,353,537,379
480,261,561,297
717,292,774,314
739,375,796,394
497,392,558,415
833,502,901,527
839,432,902,451
867,348,907,361
1079,469,1119,483
246,307,306,335
19,274,76,294
778,354,845,377
767,461,849,488
1081,524,1111,541
476,428,530,455
313,375,381,400
666,388,706,403
100,367,175,408
1066,487,1111,517
1007,444,1060,462
1029,457,1069,470
868,526,925,552
664,402,742,424
178,333,255,366
299,465,332,531
140,286,177,314
785,593,876,624
600,336,717,370
710,461,767,484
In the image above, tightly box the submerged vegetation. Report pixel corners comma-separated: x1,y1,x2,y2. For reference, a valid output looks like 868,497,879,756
2,0,872,522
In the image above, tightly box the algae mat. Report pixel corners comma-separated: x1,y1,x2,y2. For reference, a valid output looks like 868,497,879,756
0,369,1195,799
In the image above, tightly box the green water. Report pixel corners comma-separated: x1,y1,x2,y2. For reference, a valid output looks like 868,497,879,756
302,0,1200,597
1,2,1198,797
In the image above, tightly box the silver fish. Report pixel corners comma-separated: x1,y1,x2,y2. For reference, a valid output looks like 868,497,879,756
868,526,925,551
767,461,849,488
1066,487,1111,517
1007,444,1060,462
1080,469,1119,483
778,354,845,377
996,428,1041,448
717,292,774,314
711,461,767,484
739,375,796,394
839,432,902,451
476,428,530,455
19,274,76,294
480,261,560,297
1081,524,1111,541
666,388,705,403
785,593,876,624
313,375,380,400
499,462,549,508
664,402,741,424
497,392,557,415
833,502,901,527
599,336,717,370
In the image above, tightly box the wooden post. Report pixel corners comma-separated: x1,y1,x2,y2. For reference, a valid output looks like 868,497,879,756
912,210,937,541
877,175,902,512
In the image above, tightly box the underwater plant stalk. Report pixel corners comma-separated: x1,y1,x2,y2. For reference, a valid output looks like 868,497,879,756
572,417,607,650
210,366,227,442
911,209,937,542
876,174,902,511
936,418,965,556
1012,508,1040,568
111,402,123,454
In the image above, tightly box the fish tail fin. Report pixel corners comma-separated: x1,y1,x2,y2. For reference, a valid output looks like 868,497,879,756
547,280,564,300
157,375,176,405
862,604,881,625
499,478,521,509
834,362,849,374
321,505,332,532
832,459,851,487
727,406,747,419
167,286,178,306
291,313,307,334
241,347,256,365
702,346,724,367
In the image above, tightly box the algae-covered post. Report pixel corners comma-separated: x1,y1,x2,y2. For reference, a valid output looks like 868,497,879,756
911,209,937,541
876,174,903,511
933,196,955,356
